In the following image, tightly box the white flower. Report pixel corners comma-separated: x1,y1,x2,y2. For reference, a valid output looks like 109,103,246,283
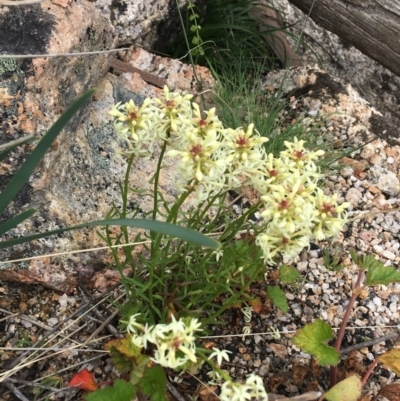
220,381,252,401
246,374,269,401
220,375,268,401
209,347,232,365
126,313,144,335
144,316,202,369
152,86,193,132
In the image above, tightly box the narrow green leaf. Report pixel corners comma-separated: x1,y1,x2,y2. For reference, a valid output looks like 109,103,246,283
292,320,340,367
323,375,361,401
0,208,37,236
0,218,220,250
365,264,400,286
278,265,301,284
350,250,383,271
86,379,136,401
139,366,167,401
266,285,288,313
0,89,95,215
0,135,38,163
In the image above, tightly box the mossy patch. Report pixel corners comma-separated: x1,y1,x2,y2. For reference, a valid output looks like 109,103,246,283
0,58,17,76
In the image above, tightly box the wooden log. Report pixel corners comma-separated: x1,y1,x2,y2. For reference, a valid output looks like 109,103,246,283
286,0,400,77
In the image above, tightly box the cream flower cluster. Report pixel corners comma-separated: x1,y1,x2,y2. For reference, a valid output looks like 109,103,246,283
220,374,269,401
110,87,349,264
127,314,267,401
110,86,268,201
254,137,350,264
127,314,202,369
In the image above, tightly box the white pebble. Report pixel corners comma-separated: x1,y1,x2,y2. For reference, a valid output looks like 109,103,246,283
387,157,395,164
47,318,59,327
254,335,262,344
382,250,396,260
58,294,69,308
373,297,382,307
373,244,383,254
21,320,33,329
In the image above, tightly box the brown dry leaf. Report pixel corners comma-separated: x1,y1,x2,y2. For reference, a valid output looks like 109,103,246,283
292,364,308,386
0,297,12,308
344,350,367,376
19,301,28,314
379,349,400,375
259,299,272,315
306,381,320,392
198,384,219,401
378,383,400,401
269,343,288,359
309,357,321,378
267,375,288,393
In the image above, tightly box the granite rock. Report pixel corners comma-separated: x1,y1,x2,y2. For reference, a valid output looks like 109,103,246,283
0,2,214,292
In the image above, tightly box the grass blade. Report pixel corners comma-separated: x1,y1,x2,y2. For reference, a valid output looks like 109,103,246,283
0,135,38,163
0,218,220,250
0,209,37,236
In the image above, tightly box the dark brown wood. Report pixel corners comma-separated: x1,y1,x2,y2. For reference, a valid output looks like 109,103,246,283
249,1,303,67
286,0,400,77
110,58,166,89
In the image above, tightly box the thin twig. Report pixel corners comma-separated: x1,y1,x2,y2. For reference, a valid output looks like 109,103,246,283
167,382,188,401
79,285,120,337
340,331,400,356
0,309,54,330
5,283,121,371
5,377,62,392
0,48,130,59
3,381,30,401
81,308,120,347
0,240,148,265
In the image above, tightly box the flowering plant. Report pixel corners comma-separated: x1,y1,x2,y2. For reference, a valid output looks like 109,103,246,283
108,86,349,266
89,87,351,401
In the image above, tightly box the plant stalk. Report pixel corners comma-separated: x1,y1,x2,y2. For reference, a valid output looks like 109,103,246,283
329,269,365,387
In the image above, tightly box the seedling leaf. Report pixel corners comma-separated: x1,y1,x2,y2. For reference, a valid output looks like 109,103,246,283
365,264,400,286
86,379,136,401
323,375,361,401
139,366,168,401
266,285,288,313
279,265,301,284
379,349,400,375
292,320,339,367
105,338,148,374
350,251,383,271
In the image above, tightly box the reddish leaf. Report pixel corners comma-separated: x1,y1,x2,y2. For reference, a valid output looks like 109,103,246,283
68,368,98,391
248,297,263,313
378,383,400,401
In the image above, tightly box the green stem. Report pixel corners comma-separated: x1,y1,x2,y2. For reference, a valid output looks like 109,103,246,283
202,266,261,326
330,269,365,387
147,142,168,313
